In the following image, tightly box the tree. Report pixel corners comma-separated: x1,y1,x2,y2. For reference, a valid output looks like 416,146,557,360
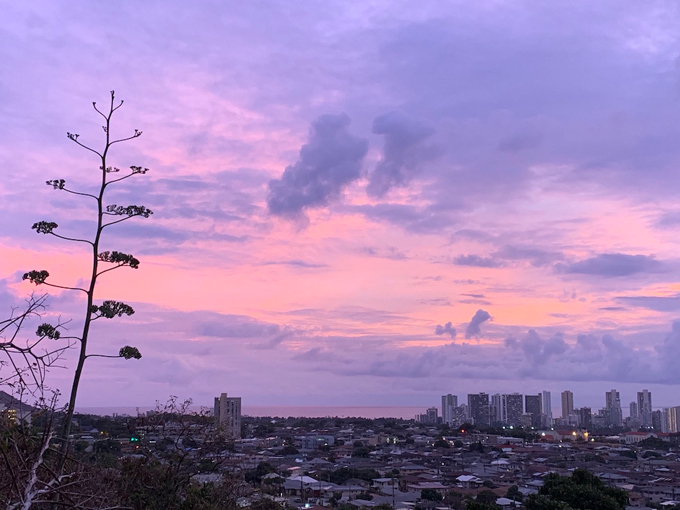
505,485,523,502
420,488,443,501
524,469,628,510
21,91,147,454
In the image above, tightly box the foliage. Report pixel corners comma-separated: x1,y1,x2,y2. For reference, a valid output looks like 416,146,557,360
475,490,498,505
524,469,628,510
433,438,450,448
356,491,373,501
280,444,299,456
505,485,523,501
322,467,381,485
420,488,443,501
245,462,277,484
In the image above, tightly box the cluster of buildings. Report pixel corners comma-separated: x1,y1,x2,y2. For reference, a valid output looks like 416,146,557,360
420,389,680,432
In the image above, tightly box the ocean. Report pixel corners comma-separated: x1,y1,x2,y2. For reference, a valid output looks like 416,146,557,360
77,405,425,420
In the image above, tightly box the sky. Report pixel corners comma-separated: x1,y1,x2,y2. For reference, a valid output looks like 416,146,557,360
2,1,680,414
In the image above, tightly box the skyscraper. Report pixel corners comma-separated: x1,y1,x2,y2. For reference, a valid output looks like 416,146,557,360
525,394,542,428
214,393,242,439
637,389,652,428
467,393,490,426
441,394,458,426
605,389,622,427
503,393,524,426
561,391,574,420
542,390,553,427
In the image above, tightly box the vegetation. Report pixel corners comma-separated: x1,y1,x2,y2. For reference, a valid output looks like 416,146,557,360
524,469,628,510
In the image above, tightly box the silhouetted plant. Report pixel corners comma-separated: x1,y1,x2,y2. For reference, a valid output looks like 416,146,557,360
22,90,148,458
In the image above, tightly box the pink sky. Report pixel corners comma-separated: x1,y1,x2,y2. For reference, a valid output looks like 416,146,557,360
2,1,680,413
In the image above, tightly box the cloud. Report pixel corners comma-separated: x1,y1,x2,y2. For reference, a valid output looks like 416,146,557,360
453,254,503,268
465,309,492,339
267,114,368,219
260,260,327,269
555,253,668,277
434,321,456,338
367,112,437,197
494,245,564,267
615,293,680,312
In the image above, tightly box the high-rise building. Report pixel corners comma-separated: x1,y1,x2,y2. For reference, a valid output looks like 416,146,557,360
637,390,653,428
503,393,524,426
576,407,592,430
542,391,553,427
652,410,662,431
561,391,574,420
667,406,680,433
214,393,242,439
525,394,542,428
467,393,490,426
441,394,458,426
491,394,502,423
629,402,639,425
605,389,622,427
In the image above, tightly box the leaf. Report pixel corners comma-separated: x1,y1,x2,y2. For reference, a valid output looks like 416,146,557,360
105,204,153,218
36,323,61,340
46,179,66,190
91,300,135,319
23,270,49,284
119,345,142,359
32,221,58,234
98,251,140,269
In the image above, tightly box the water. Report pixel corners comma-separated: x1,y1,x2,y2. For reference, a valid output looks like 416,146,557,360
77,405,424,420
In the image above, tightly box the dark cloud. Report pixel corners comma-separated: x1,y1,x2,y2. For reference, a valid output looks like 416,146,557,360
453,254,503,268
198,317,281,338
465,309,492,339
616,293,680,312
360,246,408,260
434,321,456,338
267,114,368,219
493,245,564,267
367,112,438,197
260,260,327,269
555,253,668,278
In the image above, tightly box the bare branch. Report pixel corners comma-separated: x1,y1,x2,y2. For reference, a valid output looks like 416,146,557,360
65,133,102,158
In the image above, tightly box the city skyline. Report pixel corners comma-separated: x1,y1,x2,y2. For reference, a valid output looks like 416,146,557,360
3,2,680,408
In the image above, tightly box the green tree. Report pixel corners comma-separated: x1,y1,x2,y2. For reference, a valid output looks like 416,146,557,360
22,91,147,452
420,488,443,501
505,485,523,502
524,469,628,510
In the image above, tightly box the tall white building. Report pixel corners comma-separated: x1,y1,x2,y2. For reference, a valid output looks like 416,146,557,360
542,391,552,427
605,389,623,427
561,391,574,420
441,394,458,426
637,390,652,428
214,393,242,439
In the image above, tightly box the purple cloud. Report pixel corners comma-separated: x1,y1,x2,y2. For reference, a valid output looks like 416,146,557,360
555,253,668,278
434,321,456,338
465,309,492,339
367,112,437,197
267,114,368,220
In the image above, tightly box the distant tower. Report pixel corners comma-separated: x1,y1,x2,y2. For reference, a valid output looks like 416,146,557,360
214,393,242,439
502,394,524,426
561,391,574,420
637,390,652,428
441,394,458,426
525,394,542,428
605,389,622,427
542,391,552,427
467,393,490,426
